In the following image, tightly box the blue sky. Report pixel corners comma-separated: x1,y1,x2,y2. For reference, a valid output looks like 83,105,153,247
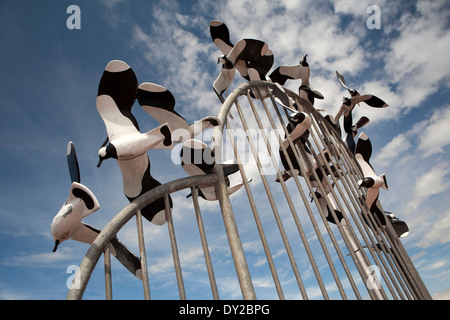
0,0,449,300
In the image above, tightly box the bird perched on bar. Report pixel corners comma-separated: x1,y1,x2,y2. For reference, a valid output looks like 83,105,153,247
180,139,251,200
96,60,173,225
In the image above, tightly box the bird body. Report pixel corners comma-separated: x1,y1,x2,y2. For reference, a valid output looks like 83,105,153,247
96,60,173,225
180,139,250,200
355,133,388,212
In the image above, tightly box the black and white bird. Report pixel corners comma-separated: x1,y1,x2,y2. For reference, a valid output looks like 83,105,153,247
210,20,274,100
344,113,370,154
355,132,388,211
96,60,173,225
269,55,324,106
180,139,250,200
278,112,315,181
315,191,344,225
386,212,409,238
136,82,220,143
334,70,388,121
269,54,310,87
51,141,142,279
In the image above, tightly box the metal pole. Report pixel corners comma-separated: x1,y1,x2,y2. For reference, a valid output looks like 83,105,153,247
136,209,151,300
104,245,112,300
190,186,220,300
165,194,186,300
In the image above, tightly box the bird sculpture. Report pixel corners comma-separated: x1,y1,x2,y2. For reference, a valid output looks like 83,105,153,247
96,60,174,225
51,141,142,279
334,70,388,121
180,139,251,200
210,20,274,100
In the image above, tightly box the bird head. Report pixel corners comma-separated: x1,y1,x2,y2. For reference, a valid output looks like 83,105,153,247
217,55,233,69
97,144,117,167
300,54,308,66
358,177,375,188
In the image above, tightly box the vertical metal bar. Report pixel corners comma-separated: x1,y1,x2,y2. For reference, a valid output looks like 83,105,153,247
136,209,151,300
104,245,112,300
213,161,257,300
165,194,186,300
264,87,354,299
247,89,331,299
190,186,220,300
234,97,309,299
225,120,285,300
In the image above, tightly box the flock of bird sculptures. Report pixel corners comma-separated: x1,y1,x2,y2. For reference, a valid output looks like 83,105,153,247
51,20,409,279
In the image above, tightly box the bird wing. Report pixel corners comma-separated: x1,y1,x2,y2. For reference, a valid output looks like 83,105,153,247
73,223,143,280
97,93,140,141
351,94,388,108
137,82,188,131
188,116,221,139
365,187,380,211
335,70,353,91
213,67,236,97
117,153,169,225
97,60,139,131
71,222,100,245
67,141,80,183
355,132,372,166
180,139,214,175
210,20,234,55
109,237,143,280
280,65,310,83
69,182,101,219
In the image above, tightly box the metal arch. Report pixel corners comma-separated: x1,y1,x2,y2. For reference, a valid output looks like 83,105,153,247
66,174,218,300
67,80,431,300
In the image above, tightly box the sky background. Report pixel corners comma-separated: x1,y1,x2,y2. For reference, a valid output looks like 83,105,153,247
0,0,449,300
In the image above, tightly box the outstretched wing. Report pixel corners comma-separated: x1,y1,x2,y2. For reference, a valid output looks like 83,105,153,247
74,223,143,280
213,67,236,99
270,64,310,86
137,82,188,129
355,132,372,168
336,70,353,91
356,94,388,108
210,20,234,55
97,60,140,141
67,141,80,183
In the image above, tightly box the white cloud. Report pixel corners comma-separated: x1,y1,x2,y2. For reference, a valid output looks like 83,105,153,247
383,0,450,110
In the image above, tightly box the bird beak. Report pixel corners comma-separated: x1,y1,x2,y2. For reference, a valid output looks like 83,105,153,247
97,157,104,168
53,240,60,252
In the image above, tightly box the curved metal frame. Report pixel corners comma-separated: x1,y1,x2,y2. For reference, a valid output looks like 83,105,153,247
67,80,431,300
67,174,219,300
